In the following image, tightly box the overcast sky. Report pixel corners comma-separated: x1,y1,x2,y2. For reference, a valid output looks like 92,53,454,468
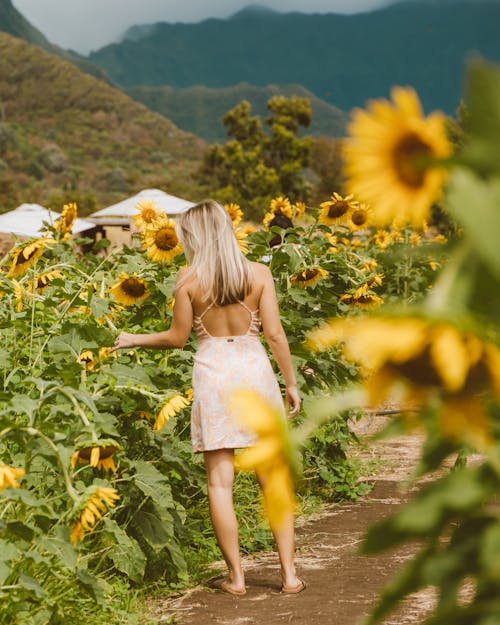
12,0,391,54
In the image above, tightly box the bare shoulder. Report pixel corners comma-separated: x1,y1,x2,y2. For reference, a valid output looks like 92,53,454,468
175,267,196,292
249,261,272,283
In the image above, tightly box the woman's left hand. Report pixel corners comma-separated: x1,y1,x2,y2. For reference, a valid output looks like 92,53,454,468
285,385,301,417
111,331,137,352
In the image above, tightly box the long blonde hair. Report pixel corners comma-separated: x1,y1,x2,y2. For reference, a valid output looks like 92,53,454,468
177,199,252,305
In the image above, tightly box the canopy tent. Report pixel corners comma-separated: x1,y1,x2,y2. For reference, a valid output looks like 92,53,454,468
88,189,195,226
0,204,96,238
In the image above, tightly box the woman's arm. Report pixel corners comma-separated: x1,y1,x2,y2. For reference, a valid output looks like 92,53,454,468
112,279,193,351
258,265,301,416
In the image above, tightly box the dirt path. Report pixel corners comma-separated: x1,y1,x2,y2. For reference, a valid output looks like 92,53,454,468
145,416,436,625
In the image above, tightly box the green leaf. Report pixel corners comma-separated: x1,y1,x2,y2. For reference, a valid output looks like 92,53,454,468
76,568,111,603
446,169,500,278
18,573,47,599
38,535,78,569
102,518,146,582
132,460,173,508
132,510,174,552
480,522,500,579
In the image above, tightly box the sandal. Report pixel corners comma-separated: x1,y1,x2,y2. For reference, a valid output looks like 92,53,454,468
281,578,306,594
219,579,247,596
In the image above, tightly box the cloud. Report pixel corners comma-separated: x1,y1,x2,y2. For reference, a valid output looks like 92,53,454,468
12,0,389,54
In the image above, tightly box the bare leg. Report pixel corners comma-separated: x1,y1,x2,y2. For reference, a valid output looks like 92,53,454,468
256,470,302,590
204,449,245,593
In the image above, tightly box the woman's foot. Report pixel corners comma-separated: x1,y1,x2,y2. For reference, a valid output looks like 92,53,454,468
281,578,306,594
219,578,246,596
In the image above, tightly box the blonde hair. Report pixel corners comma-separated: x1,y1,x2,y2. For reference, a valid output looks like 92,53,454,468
177,199,252,305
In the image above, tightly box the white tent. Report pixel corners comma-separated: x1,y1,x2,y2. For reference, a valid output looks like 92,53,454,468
88,189,195,226
0,204,96,238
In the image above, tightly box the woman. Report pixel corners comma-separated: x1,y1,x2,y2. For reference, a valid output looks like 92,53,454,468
113,199,305,596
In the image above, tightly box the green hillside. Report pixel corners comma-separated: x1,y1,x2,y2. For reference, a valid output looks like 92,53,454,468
89,0,500,114
0,0,109,81
128,83,348,142
0,32,205,215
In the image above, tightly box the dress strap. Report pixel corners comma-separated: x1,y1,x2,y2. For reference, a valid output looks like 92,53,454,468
197,302,214,320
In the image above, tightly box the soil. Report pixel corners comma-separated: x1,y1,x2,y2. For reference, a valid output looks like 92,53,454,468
144,415,441,625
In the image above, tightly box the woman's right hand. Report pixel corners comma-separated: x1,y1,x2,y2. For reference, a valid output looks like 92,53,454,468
285,385,301,417
111,332,137,352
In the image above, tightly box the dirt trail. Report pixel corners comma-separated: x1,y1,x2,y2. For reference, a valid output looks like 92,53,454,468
146,416,437,625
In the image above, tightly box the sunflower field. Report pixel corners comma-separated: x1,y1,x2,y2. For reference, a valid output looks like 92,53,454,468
2,56,499,625
0,152,449,621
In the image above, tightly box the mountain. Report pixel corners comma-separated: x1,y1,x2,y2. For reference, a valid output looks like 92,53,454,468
127,83,348,142
0,32,204,215
89,0,500,114
0,0,109,81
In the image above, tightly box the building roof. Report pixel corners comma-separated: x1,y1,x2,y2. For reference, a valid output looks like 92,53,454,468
88,189,195,225
0,204,96,238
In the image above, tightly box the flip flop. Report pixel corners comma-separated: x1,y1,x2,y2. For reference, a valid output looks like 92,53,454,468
219,580,247,596
281,578,306,594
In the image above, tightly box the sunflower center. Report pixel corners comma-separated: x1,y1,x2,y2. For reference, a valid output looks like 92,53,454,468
393,133,433,188
122,278,146,297
300,269,317,281
142,208,157,223
328,202,349,219
155,228,178,250
15,247,39,266
351,209,367,226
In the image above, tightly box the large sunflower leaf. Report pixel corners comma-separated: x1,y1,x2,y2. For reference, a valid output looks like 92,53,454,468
101,518,146,582
446,168,500,279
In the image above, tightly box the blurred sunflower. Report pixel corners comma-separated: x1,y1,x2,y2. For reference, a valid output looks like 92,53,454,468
263,196,293,226
70,486,120,545
339,289,384,310
293,201,307,219
429,261,439,271
343,87,452,227
409,233,421,246
230,390,297,527
54,202,78,236
6,236,52,278
307,316,500,449
110,272,149,306
347,203,371,232
319,192,358,226
373,230,392,249
224,202,244,227
234,226,250,254
30,269,63,291
325,233,338,253
290,267,329,288
153,394,190,431
361,259,378,272
0,465,25,490
12,279,24,312
78,350,97,371
133,200,162,230
71,440,120,472
143,216,183,263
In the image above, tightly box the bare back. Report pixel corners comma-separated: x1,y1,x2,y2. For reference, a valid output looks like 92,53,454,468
187,261,266,338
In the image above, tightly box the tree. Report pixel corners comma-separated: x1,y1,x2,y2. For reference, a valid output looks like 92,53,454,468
199,96,313,219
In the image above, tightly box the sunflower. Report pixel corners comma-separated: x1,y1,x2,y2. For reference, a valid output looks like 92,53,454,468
0,465,25,490
6,236,52,278
343,87,452,227
224,203,244,227
347,203,371,232
70,486,120,545
361,259,378,272
110,272,149,306
54,202,78,235
133,200,162,230
409,233,421,246
153,394,190,431
78,350,97,371
290,267,329,288
230,390,296,527
373,230,392,249
293,201,307,219
143,217,183,263
234,226,249,254
12,279,24,312
71,440,120,472
318,192,358,226
307,316,500,449
30,269,63,291
325,233,338,253
431,234,448,244
429,261,439,271
339,291,384,309
263,196,294,227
